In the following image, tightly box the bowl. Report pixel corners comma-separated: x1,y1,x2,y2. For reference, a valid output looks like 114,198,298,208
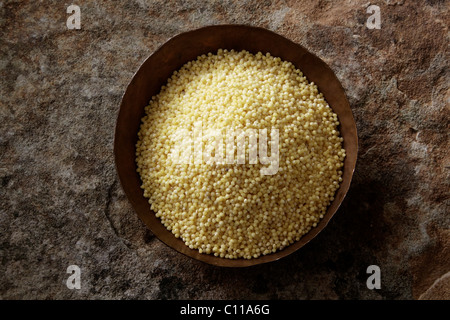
114,25,358,267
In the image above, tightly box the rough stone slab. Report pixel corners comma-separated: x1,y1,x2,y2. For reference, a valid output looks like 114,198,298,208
1,0,448,299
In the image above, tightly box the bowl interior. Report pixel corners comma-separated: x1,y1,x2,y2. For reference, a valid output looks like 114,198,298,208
114,25,358,267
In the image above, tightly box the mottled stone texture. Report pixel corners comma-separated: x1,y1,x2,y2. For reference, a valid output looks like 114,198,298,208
1,0,448,300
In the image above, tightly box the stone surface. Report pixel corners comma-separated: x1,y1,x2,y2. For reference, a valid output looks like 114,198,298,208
1,0,448,299
419,271,450,300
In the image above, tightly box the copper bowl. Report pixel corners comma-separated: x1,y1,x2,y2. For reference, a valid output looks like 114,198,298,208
114,25,358,267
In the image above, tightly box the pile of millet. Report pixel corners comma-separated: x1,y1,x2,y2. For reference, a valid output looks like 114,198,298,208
136,49,345,259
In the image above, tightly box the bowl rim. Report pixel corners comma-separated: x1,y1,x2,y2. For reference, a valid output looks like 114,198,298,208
114,24,358,267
